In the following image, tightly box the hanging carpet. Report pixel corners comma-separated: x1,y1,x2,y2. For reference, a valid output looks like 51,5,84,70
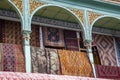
0,43,25,72
95,65,120,79
31,46,47,73
93,34,117,66
31,47,60,74
64,30,79,51
45,48,60,74
43,27,64,47
58,49,93,77
30,25,40,47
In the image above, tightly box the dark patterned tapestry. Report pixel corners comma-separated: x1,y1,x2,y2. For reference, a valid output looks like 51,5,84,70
95,65,120,79
30,25,40,47
93,34,117,66
58,49,93,77
43,27,64,47
0,43,25,72
64,30,78,51
45,48,60,74
4,20,22,45
31,46,47,73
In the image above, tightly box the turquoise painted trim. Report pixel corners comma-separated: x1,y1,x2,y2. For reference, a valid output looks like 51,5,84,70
83,10,92,41
22,0,31,31
90,15,120,35
8,0,23,27
44,0,120,15
30,4,85,34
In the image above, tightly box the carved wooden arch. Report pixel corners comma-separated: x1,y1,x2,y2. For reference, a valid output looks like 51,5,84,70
30,4,85,31
90,15,120,33
5,0,23,24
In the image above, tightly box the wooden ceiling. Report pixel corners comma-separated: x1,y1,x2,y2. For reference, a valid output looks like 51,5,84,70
35,6,78,23
93,17,120,31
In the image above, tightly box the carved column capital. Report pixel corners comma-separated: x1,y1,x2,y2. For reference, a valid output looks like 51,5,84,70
22,30,31,40
22,30,31,46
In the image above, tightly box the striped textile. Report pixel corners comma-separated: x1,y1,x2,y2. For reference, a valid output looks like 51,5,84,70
64,30,79,51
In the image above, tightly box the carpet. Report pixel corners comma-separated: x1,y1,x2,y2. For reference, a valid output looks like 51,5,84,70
58,49,93,77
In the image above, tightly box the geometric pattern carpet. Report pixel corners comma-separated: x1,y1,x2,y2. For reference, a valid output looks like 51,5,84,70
93,34,117,66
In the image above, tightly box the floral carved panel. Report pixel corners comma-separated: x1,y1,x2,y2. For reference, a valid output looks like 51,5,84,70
88,11,102,26
71,9,84,25
30,0,44,14
11,0,23,13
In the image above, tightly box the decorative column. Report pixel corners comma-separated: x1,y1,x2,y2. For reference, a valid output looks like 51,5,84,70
22,0,32,73
84,10,96,77
22,30,31,73
85,40,96,77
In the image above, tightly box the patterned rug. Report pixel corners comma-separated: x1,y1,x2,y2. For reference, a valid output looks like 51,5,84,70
31,46,47,73
45,48,60,74
0,43,25,72
14,44,25,72
95,65,120,79
64,30,79,51
93,34,117,66
31,47,60,74
58,49,93,77
4,20,22,45
43,27,64,47
30,25,40,47
2,43,16,71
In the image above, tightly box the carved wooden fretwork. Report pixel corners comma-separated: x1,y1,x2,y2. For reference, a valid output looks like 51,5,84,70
88,11,102,26
71,9,84,24
11,0,23,13
30,0,44,14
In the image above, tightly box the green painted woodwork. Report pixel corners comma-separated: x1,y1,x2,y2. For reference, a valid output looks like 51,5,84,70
94,17,120,31
0,0,15,11
35,6,78,23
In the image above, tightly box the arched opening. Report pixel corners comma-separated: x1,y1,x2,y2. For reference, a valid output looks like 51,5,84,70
92,17,120,66
0,0,25,72
30,5,93,77
30,5,85,50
